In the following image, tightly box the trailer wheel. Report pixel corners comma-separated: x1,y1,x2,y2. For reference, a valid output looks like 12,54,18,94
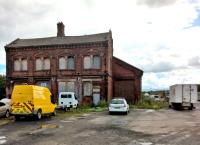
189,104,193,110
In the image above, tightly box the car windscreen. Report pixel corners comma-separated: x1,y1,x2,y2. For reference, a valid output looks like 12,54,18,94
111,99,124,104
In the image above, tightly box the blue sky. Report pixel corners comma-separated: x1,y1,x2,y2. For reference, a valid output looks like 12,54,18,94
0,0,200,91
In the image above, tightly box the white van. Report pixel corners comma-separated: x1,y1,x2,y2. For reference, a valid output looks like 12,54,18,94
169,84,198,110
58,92,78,111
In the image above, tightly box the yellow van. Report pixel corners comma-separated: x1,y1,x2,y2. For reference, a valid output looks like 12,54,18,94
11,85,56,120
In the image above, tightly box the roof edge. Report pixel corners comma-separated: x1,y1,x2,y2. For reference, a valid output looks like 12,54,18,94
113,56,143,76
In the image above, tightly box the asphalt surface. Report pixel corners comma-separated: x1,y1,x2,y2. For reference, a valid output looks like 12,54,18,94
1,107,200,145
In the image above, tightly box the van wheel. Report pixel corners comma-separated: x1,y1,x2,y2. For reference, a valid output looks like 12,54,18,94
15,116,20,121
52,109,56,116
36,110,42,120
5,110,10,118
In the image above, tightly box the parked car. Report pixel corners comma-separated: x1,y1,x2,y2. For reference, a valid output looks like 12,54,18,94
0,99,10,118
58,92,79,111
109,98,129,115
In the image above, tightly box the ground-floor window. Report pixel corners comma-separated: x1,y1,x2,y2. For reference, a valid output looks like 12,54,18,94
58,81,75,92
83,82,92,96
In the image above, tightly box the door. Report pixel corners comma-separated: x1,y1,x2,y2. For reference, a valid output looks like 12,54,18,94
0,102,6,116
93,93,100,106
191,85,197,103
183,85,190,103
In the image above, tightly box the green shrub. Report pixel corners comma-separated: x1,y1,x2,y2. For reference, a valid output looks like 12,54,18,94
131,94,168,110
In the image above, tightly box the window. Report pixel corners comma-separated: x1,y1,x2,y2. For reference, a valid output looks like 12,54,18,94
44,58,50,70
14,58,28,71
59,56,75,70
67,56,75,69
58,81,75,92
14,60,20,71
36,57,50,71
84,56,92,69
83,82,92,96
84,55,101,69
93,56,100,69
21,59,27,71
59,57,66,70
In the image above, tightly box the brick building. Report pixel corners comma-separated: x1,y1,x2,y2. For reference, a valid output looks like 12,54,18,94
5,22,143,104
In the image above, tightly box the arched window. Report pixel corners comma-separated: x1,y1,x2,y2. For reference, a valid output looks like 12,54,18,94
14,60,20,71
67,56,75,70
36,58,42,70
21,59,27,71
44,58,50,70
59,56,75,70
84,56,92,69
93,56,100,69
59,57,66,70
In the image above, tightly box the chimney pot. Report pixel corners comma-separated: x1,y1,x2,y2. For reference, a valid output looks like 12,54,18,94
57,22,65,37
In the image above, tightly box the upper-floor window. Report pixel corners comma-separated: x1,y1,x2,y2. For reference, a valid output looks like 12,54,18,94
36,57,50,71
84,55,100,69
59,56,75,70
14,58,27,71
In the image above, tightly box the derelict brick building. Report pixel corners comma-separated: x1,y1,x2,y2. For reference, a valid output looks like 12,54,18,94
5,22,143,104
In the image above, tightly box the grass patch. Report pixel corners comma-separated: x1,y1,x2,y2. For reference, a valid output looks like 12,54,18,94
55,105,107,119
131,95,168,110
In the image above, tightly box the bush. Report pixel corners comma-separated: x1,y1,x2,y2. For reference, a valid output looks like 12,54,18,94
132,94,168,110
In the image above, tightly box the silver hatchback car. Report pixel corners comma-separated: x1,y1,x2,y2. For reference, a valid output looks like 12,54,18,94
109,98,129,115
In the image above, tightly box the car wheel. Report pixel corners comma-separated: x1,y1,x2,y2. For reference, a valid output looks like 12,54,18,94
109,111,112,115
5,110,10,118
36,110,42,120
125,111,128,115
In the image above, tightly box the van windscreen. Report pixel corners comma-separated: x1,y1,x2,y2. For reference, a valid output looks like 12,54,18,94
61,94,72,98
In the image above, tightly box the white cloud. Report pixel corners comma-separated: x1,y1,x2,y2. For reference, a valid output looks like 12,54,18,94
0,0,200,90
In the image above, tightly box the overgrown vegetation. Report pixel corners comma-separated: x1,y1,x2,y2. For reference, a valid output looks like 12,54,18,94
131,94,168,110
0,75,6,99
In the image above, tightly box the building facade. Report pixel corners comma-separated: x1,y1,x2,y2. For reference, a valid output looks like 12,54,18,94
5,22,143,104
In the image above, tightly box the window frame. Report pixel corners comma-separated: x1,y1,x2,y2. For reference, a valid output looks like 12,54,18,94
13,58,28,72
58,55,75,70
83,55,101,70
35,57,51,71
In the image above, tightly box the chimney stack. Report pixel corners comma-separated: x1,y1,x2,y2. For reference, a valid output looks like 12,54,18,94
57,22,65,37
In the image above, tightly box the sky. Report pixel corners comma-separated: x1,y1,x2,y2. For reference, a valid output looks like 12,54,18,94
0,0,200,91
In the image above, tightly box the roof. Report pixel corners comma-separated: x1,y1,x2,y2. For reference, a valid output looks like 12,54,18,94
113,56,143,76
5,32,110,48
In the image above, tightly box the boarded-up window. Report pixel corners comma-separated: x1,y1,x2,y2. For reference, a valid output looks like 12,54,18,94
67,56,75,70
83,82,92,96
58,82,66,92
84,56,91,69
36,58,42,70
66,82,75,92
59,57,66,70
21,59,27,71
44,58,50,70
14,60,20,71
93,56,100,69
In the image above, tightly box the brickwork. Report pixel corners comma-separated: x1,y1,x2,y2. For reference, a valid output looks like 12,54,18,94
5,23,143,104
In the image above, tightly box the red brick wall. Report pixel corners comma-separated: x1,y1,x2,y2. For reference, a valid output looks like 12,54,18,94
112,57,142,104
5,42,112,102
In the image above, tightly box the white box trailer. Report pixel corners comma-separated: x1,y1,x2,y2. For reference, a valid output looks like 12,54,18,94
169,84,198,110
